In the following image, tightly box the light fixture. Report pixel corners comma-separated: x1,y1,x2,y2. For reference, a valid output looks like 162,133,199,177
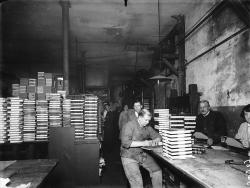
149,74,172,85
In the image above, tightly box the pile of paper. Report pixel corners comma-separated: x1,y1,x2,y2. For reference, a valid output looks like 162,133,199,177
7,97,23,143
23,99,36,142
84,95,98,140
162,129,193,159
0,98,8,143
36,100,49,141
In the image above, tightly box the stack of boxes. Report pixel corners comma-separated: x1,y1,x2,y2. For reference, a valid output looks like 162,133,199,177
0,98,7,143
7,97,23,143
162,129,193,159
12,84,20,97
84,95,98,140
70,97,85,141
170,115,185,129
143,99,150,110
36,100,49,142
12,72,61,100
154,109,170,135
44,73,53,94
37,72,46,100
48,93,62,127
62,99,71,127
184,116,196,133
19,78,29,99
28,79,36,100
23,99,36,142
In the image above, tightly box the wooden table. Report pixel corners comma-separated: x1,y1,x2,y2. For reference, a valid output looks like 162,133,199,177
0,159,57,188
146,147,249,188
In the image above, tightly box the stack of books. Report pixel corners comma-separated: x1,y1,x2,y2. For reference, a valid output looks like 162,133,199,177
12,84,19,97
36,100,49,141
7,97,23,143
162,129,193,159
84,95,98,140
70,98,84,141
0,98,7,143
48,94,62,127
170,115,184,129
23,99,36,142
62,99,71,127
184,116,196,133
98,99,102,135
153,109,170,135
143,99,150,110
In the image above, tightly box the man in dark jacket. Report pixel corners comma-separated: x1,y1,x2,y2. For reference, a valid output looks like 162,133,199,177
195,100,227,146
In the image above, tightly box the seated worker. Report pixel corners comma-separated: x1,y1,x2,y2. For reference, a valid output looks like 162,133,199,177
235,104,250,148
120,109,162,188
195,100,227,146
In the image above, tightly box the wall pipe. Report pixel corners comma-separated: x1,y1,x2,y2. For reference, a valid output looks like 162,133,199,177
185,26,249,66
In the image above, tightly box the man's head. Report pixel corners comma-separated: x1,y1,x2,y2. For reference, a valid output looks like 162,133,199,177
133,100,142,113
199,100,210,116
104,103,110,111
138,109,152,127
241,104,250,123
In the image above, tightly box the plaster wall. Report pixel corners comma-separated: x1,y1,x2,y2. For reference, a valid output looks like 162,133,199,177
186,3,250,107
185,2,250,136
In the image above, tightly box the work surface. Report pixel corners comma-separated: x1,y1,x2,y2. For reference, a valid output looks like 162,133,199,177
0,159,57,188
148,147,249,188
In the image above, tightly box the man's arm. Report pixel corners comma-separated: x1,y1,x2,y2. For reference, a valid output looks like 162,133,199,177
121,122,152,148
147,126,162,145
212,112,227,144
195,115,203,132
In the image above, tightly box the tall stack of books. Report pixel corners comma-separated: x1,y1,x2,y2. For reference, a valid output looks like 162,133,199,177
170,115,184,129
28,79,37,100
184,116,196,133
37,72,46,100
0,98,7,143
97,99,102,136
162,129,193,159
23,99,36,142
19,78,28,99
12,84,20,97
7,97,23,143
84,95,98,140
69,95,85,141
48,93,62,127
62,99,71,127
36,100,49,142
153,109,170,135
143,99,150,110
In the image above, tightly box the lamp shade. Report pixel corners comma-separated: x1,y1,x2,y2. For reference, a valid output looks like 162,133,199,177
149,74,172,80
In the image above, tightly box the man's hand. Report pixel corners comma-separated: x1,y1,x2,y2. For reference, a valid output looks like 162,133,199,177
207,138,213,146
143,138,161,147
143,140,153,146
151,138,161,146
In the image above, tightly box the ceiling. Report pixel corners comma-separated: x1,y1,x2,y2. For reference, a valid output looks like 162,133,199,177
3,0,204,81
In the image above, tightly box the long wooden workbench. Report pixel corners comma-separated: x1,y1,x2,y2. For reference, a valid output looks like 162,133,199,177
0,159,57,188
146,147,249,188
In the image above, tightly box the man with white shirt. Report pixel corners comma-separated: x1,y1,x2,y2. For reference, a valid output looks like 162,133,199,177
128,100,143,122
195,100,227,146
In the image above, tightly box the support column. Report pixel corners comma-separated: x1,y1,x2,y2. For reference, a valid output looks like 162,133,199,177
60,0,70,95
177,15,185,96
0,3,3,97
